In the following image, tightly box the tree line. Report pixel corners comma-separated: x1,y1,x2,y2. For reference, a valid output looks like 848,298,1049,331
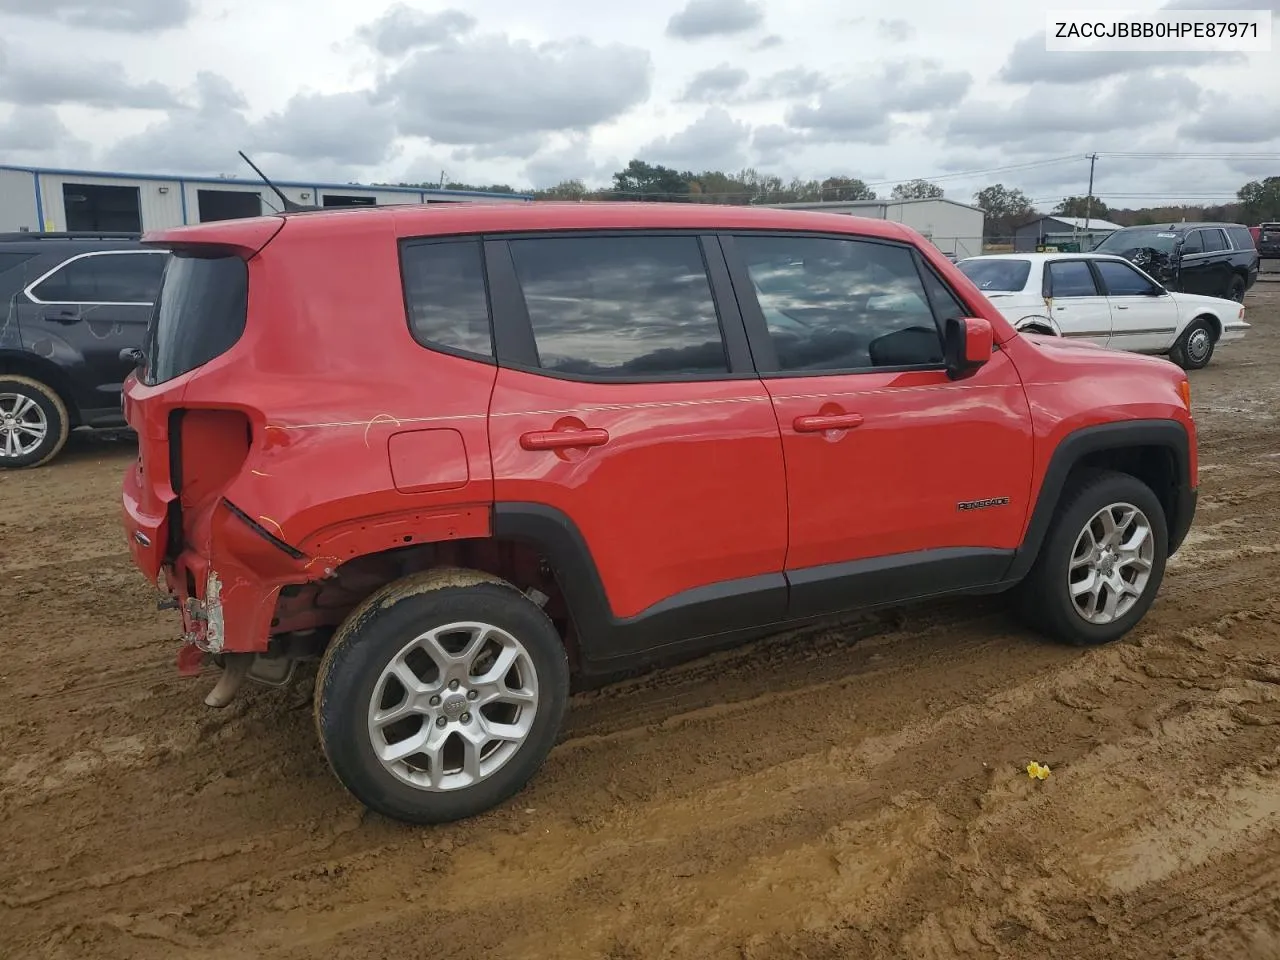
389,162,1280,235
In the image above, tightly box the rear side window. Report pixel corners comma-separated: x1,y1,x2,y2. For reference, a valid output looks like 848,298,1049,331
507,235,728,379
30,251,166,304
143,254,248,386
1046,261,1098,297
1200,228,1228,253
734,234,945,372
400,239,493,359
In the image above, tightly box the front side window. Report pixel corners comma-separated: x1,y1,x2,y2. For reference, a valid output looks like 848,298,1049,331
1181,231,1205,255
507,235,727,379
1095,259,1160,297
734,235,945,372
31,251,166,304
400,239,493,359
1046,260,1099,298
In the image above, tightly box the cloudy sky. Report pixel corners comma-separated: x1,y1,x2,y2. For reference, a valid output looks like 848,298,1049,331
0,0,1277,208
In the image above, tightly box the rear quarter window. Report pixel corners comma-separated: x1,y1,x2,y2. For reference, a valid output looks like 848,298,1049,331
399,239,493,360
143,253,248,385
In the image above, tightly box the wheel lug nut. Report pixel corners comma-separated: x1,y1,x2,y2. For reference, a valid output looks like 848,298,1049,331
436,717,447,727
461,713,471,723
467,690,478,700
449,679,460,691
429,695,441,706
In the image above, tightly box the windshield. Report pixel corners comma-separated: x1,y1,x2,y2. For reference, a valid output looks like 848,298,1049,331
1095,229,1180,255
956,258,1031,292
143,252,248,385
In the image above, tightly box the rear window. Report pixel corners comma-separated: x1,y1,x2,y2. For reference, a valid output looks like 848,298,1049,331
956,258,1031,292
142,253,248,385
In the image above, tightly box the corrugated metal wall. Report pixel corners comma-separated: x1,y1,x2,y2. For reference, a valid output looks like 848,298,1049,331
38,172,185,231
885,201,985,258
2,170,529,232
0,169,39,231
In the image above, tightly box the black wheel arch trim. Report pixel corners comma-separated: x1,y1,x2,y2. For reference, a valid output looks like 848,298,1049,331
1004,418,1196,583
495,503,1012,669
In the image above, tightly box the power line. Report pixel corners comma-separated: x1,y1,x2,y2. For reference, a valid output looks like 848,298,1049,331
861,154,1084,187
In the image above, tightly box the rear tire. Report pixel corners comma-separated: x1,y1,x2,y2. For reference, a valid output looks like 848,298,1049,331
0,375,70,469
1227,275,1246,303
314,569,570,824
1169,318,1216,370
1013,470,1168,647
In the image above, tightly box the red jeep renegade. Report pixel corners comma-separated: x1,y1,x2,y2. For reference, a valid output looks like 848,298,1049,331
122,203,1198,824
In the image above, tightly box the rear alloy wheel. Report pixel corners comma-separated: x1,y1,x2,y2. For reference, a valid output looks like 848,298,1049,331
1169,318,1216,370
0,376,70,469
1014,470,1168,646
314,570,569,824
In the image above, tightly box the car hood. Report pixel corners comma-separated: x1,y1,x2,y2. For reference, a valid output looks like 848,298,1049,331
1166,290,1238,313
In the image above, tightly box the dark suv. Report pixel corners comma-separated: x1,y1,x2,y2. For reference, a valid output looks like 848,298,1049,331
0,232,167,467
1093,222,1259,302
1257,223,1280,259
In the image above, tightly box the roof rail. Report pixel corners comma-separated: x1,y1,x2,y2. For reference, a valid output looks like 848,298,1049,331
0,231,143,242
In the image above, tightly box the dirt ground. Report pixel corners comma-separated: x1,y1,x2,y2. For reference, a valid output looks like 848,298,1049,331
3,280,1280,960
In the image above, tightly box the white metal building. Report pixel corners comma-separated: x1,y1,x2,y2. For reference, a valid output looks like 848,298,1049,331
0,164,531,234
767,198,987,259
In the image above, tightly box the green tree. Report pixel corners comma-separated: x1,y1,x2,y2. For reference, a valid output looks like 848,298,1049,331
820,176,876,201
891,179,944,200
611,160,690,200
1053,196,1111,220
973,183,1036,240
533,179,590,200
1238,177,1280,222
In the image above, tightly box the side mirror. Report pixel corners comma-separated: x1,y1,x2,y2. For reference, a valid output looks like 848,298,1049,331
944,317,993,380
119,347,144,369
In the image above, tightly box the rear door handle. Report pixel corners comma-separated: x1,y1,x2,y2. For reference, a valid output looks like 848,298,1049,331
793,413,864,433
1115,305,1129,310
520,427,610,451
43,309,79,324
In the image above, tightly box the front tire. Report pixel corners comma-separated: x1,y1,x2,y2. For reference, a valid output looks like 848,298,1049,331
1014,470,1168,646
314,569,570,824
0,375,70,468
1169,318,1216,370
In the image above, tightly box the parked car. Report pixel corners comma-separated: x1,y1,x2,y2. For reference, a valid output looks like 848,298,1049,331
1257,222,1280,259
0,232,167,467
955,252,1248,369
1092,222,1259,302
122,203,1199,824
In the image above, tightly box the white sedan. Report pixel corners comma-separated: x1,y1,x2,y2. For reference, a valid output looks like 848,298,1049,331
955,252,1249,369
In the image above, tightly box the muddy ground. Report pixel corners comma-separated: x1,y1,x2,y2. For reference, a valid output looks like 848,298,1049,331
2,280,1280,960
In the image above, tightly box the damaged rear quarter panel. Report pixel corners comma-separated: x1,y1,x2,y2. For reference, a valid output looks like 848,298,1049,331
168,213,499,652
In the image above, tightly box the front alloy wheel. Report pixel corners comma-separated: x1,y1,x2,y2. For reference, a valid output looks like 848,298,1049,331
1068,503,1155,625
1013,470,1168,646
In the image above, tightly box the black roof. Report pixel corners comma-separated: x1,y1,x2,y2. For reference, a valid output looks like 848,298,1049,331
0,231,142,244
1110,222,1247,232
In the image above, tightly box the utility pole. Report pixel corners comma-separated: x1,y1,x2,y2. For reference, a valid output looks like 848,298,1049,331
1084,153,1098,233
